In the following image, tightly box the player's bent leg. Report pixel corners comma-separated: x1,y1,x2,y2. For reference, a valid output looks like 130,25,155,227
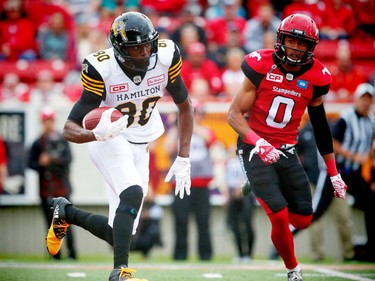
46,197,72,256
111,185,143,279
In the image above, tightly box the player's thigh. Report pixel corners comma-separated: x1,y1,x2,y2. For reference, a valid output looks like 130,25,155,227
132,143,150,195
88,136,143,195
279,154,312,215
244,156,287,214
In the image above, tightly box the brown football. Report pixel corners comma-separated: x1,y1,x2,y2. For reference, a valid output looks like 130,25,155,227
82,106,123,130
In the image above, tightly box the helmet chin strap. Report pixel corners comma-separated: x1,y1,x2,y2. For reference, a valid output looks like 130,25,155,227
114,50,158,72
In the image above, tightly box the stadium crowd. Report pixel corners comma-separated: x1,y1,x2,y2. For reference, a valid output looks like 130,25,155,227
0,0,374,104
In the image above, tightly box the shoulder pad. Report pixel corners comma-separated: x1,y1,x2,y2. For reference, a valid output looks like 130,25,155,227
244,49,274,74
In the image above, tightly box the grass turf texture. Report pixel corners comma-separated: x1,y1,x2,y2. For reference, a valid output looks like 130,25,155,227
1,254,374,281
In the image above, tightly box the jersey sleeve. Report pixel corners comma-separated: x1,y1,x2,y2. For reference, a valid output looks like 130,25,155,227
166,43,188,104
311,59,332,99
81,59,106,100
67,59,104,125
242,50,271,88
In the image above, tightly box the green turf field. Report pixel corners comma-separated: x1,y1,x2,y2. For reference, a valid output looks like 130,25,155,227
1,255,374,280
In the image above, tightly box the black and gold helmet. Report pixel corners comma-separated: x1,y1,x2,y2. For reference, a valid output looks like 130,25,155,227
109,12,159,71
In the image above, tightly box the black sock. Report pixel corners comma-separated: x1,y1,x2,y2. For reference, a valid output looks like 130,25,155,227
112,211,134,267
113,185,143,268
66,205,113,245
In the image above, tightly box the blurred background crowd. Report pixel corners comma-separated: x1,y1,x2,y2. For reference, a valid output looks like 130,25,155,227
0,0,374,104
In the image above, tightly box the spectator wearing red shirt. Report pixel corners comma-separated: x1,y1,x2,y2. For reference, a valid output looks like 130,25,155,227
351,0,375,37
0,0,37,61
140,0,186,15
320,0,357,40
205,0,246,54
181,42,223,97
282,0,324,28
327,43,368,102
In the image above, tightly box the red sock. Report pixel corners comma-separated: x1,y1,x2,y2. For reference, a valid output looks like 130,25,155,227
268,207,298,269
289,212,312,230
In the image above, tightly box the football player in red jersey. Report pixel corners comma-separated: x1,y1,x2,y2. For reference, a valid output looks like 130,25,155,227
227,14,347,281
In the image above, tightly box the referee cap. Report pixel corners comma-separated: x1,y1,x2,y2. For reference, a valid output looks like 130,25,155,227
354,83,374,100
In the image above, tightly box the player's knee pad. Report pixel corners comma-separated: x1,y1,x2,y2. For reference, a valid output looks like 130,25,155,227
116,185,143,219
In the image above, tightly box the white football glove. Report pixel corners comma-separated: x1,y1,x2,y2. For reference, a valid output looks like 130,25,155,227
330,174,347,199
92,108,128,141
249,138,287,164
164,156,191,199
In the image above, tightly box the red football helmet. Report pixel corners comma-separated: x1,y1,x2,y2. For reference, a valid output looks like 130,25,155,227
274,13,319,65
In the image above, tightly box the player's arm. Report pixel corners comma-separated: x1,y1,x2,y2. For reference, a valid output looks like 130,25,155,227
308,96,347,198
163,43,194,198
166,44,194,158
227,76,256,138
63,59,104,144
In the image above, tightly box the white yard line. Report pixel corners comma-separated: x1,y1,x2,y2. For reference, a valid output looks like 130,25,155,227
314,267,375,281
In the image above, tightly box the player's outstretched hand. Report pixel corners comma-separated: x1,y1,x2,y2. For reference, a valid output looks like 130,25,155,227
93,108,128,141
165,156,191,199
330,174,347,199
249,138,286,164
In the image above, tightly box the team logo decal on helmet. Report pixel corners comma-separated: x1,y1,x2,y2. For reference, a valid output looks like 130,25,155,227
111,21,127,42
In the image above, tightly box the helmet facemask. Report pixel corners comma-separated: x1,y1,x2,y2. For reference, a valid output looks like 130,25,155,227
275,32,316,66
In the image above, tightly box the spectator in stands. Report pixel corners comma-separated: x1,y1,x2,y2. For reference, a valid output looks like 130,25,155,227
221,47,245,99
38,12,69,60
164,101,215,261
328,43,368,102
243,3,281,54
205,0,246,20
174,24,202,59
0,135,7,195
225,146,255,263
0,73,30,103
181,42,223,97
29,70,66,104
319,0,357,40
140,0,186,15
189,78,212,101
0,0,37,61
282,0,323,28
245,0,271,18
63,0,101,25
28,106,77,260
209,19,245,69
26,0,76,65
171,3,207,59
351,0,375,37
205,0,246,55
76,20,108,63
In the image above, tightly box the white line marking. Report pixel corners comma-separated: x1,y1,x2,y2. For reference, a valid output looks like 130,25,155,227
314,267,375,281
